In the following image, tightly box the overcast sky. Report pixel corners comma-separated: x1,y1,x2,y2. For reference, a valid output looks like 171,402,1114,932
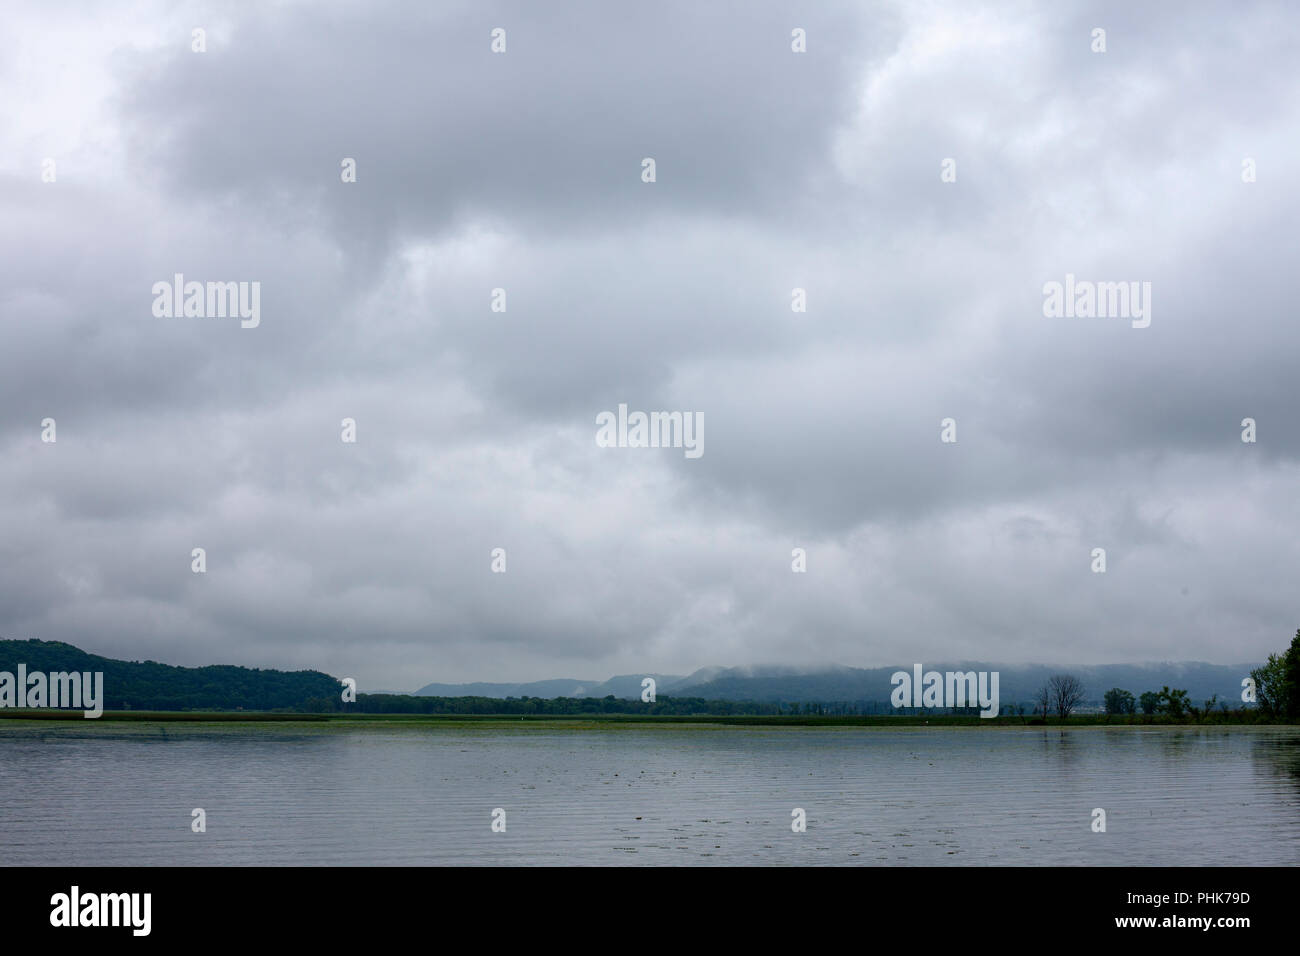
2,1,1297,689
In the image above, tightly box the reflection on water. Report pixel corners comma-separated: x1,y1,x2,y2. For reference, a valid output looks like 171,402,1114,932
1,723,1297,866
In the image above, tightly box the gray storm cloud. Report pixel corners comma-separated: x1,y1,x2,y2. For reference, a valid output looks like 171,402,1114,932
1,0,1297,688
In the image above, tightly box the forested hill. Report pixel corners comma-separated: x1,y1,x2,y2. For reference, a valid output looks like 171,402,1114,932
0,639,340,711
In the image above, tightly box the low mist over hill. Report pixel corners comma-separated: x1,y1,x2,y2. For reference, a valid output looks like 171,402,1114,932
676,663,1254,707
412,669,723,700
412,662,1255,707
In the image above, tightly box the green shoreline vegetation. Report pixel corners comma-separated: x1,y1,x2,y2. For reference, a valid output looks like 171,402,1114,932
0,710,1292,728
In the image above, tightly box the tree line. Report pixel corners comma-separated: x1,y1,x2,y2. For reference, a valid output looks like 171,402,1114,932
1050,629,1300,722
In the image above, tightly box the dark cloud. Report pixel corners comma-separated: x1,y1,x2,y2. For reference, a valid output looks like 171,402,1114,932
1,0,1297,688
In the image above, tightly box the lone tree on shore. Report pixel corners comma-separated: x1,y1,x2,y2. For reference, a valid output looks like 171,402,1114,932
1250,628,1300,721
1104,687,1136,715
1035,683,1051,718
1156,686,1192,717
1049,674,1086,719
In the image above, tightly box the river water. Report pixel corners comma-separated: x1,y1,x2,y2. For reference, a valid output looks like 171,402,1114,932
1,722,1297,865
